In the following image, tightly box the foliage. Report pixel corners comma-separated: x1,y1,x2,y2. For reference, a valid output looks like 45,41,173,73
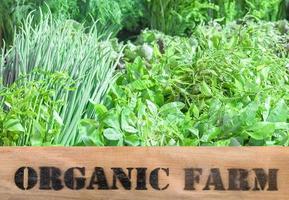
0,0,144,46
0,1,14,47
210,0,282,22
1,1,289,147
0,0,48,47
278,0,289,20
0,72,65,146
42,0,80,20
145,0,217,35
78,20,289,146
1,0,288,44
89,0,144,31
145,0,288,36
0,14,122,146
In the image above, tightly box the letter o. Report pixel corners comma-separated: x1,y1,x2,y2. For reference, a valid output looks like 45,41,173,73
15,167,37,190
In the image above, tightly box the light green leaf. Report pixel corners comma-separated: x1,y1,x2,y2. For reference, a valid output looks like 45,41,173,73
200,81,212,97
201,126,221,142
247,122,275,140
121,108,138,133
103,128,122,141
146,100,158,115
267,99,288,122
53,111,63,126
160,102,185,116
30,120,44,146
3,118,25,132
125,134,140,146
128,79,154,91
94,104,108,119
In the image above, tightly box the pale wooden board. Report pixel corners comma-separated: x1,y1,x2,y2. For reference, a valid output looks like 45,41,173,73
0,147,288,200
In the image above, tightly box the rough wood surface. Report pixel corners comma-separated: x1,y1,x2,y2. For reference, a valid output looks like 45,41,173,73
0,147,288,199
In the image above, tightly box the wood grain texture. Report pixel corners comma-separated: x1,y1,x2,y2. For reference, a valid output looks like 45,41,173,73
0,147,288,200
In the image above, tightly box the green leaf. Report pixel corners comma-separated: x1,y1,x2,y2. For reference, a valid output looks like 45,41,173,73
229,138,242,146
103,112,120,130
77,119,103,146
121,108,138,133
190,104,199,118
201,126,221,142
267,99,288,122
53,111,63,126
208,99,222,116
159,102,185,116
200,81,212,97
262,96,271,121
240,102,259,126
3,118,25,132
151,90,164,106
103,128,122,141
189,128,199,138
94,104,108,119
146,100,158,115
128,79,154,91
125,134,140,146
30,120,44,146
247,122,275,140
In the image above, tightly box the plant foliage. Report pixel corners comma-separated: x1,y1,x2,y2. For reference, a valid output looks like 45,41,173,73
1,0,289,146
0,14,122,146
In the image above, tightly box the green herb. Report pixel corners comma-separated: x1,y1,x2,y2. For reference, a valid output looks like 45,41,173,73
1,14,122,146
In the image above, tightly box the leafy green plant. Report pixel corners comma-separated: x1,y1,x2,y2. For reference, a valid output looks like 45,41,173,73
1,14,122,146
210,0,281,21
278,0,289,20
78,56,196,146
80,0,145,37
146,0,217,35
145,0,287,36
1,0,289,147
79,20,289,146
0,72,65,146
0,1,13,47
42,0,80,20
0,0,49,47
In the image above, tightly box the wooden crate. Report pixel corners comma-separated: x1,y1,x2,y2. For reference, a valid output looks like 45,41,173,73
0,147,288,199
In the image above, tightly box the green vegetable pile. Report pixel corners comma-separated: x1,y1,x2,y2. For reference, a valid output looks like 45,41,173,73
0,0,289,146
